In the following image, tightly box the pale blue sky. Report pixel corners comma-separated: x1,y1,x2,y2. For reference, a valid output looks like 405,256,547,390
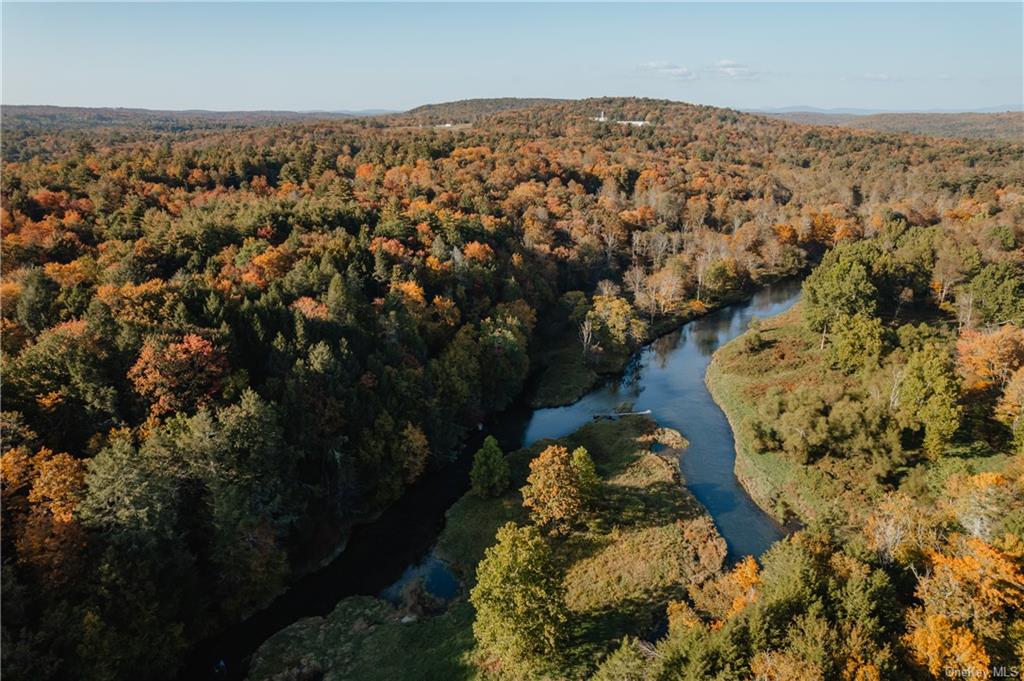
2,3,1021,112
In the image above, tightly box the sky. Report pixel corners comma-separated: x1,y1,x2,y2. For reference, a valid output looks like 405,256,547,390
2,2,1021,112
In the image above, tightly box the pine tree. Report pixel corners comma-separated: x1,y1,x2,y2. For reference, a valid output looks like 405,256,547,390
829,312,885,373
897,346,962,457
469,435,508,498
802,248,878,335
569,446,600,506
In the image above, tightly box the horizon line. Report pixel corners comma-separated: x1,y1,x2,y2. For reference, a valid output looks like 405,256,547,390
3,98,1023,116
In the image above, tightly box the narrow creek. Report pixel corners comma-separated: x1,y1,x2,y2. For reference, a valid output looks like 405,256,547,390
182,279,802,680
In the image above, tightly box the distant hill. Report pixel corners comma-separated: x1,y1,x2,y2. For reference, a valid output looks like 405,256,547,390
1,105,360,132
761,110,1024,141
327,109,398,116
403,97,566,122
754,106,888,116
0,106,381,160
401,100,1024,140
754,104,1022,115
760,112,861,126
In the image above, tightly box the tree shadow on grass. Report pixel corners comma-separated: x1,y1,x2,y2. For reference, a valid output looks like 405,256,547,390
593,480,700,531
563,587,684,673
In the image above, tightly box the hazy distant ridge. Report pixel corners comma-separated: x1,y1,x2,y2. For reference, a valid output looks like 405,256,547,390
759,110,1024,141
5,99,1022,142
404,98,566,120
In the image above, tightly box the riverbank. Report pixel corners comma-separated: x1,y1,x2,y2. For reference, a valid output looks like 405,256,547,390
248,416,726,680
530,288,764,409
522,281,802,559
192,282,801,679
704,305,830,525
707,304,1019,534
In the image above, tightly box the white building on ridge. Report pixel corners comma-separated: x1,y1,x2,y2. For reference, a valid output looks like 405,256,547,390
591,111,650,126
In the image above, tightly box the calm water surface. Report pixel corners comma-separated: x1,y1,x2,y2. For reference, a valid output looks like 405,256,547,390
523,279,802,558
183,281,801,679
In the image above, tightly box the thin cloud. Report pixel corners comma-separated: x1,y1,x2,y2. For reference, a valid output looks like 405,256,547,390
641,58,763,82
860,72,898,82
640,61,698,81
713,59,759,80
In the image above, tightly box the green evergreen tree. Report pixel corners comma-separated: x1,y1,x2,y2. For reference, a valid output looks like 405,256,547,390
326,273,350,322
570,446,600,505
829,312,885,373
802,248,878,334
897,346,962,457
15,267,59,336
469,435,509,498
592,638,648,681
967,262,1024,326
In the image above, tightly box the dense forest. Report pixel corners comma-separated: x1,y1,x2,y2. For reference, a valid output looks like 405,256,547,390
764,110,1024,142
646,219,1024,680
1,98,1022,680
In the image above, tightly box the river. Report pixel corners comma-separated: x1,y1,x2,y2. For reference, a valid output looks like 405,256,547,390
182,279,802,680
521,278,802,559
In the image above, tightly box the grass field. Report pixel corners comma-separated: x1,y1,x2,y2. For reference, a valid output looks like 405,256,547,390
249,416,726,680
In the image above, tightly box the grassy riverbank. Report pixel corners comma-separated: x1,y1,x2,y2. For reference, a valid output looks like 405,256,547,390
707,304,1016,530
249,416,726,680
530,293,756,408
705,305,841,524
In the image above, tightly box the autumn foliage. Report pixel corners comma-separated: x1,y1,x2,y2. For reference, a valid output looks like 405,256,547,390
1,98,1021,681
957,325,1024,390
905,612,991,678
1,446,86,585
521,444,585,532
128,334,229,416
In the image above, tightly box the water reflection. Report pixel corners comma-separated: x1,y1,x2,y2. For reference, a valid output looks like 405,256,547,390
693,324,722,357
651,330,680,369
381,282,802,605
379,554,460,605
522,280,803,559
185,280,804,681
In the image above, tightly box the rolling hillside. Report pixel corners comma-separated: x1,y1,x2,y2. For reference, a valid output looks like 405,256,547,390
763,109,1024,140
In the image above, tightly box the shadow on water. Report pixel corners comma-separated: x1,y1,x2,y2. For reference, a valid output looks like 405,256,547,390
520,279,803,559
180,280,802,680
180,409,533,681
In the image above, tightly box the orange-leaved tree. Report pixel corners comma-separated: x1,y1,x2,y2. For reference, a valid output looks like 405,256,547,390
956,325,1024,390
129,333,228,417
521,444,584,533
904,612,990,678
